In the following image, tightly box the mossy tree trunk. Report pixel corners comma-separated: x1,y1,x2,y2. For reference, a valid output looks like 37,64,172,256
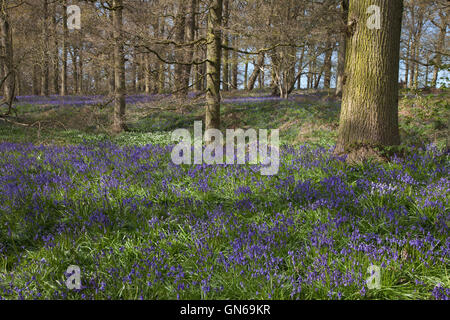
335,0,403,156
205,0,222,131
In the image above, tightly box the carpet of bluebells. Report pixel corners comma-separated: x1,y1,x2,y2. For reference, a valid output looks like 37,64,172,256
0,139,448,300
9,93,310,108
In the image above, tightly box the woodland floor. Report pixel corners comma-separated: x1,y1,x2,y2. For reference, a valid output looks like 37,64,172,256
0,88,448,299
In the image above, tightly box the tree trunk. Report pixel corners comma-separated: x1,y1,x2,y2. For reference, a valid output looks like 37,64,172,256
108,13,115,95
323,41,333,89
431,19,446,88
222,0,229,91
336,1,348,96
247,53,264,91
335,0,403,157
72,50,78,94
130,49,137,93
404,35,410,88
32,64,40,95
41,0,49,96
231,36,238,89
112,0,126,133
183,0,197,95
52,3,59,95
61,0,68,95
0,5,15,103
174,1,186,96
244,60,248,89
205,0,222,131
78,40,83,94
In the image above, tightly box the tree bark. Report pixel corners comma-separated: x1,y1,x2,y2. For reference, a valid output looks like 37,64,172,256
335,0,403,156
32,63,40,95
41,0,49,96
51,3,59,95
247,53,264,91
183,0,197,95
174,1,186,96
431,15,446,88
231,36,238,89
205,0,222,131
222,0,229,91
323,41,333,89
336,0,349,96
0,4,15,103
112,0,126,133
61,0,68,96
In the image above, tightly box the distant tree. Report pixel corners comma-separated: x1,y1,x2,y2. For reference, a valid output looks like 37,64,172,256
61,0,68,96
430,1,448,88
335,0,348,96
0,0,16,107
41,0,49,96
112,0,127,133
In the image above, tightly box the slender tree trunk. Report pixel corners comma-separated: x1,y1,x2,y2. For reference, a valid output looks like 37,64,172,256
335,0,403,157
41,0,49,96
108,13,115,95
108,54,115,95
174,1,186,96
61,0,68,96
424,54,429,88
244,60,248,90
183,0,197,95
72,49,78,94
158,18,166,94
32,63,40,95
193,13,202,92
288,46,305,94
431,21,446,88
222,0,229,91
112,0,126,133
247,53,264,91
51,3,59,95
131,49,137,93
144,54,151,94
231,36,238,89
323,41,333,89
0,4,15,103
336,1,348,96
78,40,83,94
205,0,222,131
404,35,410,88
15,70,20,96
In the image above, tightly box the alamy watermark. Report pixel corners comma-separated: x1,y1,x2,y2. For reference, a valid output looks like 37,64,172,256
367,5,381,30
366,265,381,290
65,265,81,290
67,5,81,30
171,121,280,176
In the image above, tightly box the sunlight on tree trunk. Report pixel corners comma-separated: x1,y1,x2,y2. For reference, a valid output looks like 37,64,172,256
335,0,403,160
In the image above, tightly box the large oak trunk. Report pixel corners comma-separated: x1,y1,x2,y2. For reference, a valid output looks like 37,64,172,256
335,0,403,157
